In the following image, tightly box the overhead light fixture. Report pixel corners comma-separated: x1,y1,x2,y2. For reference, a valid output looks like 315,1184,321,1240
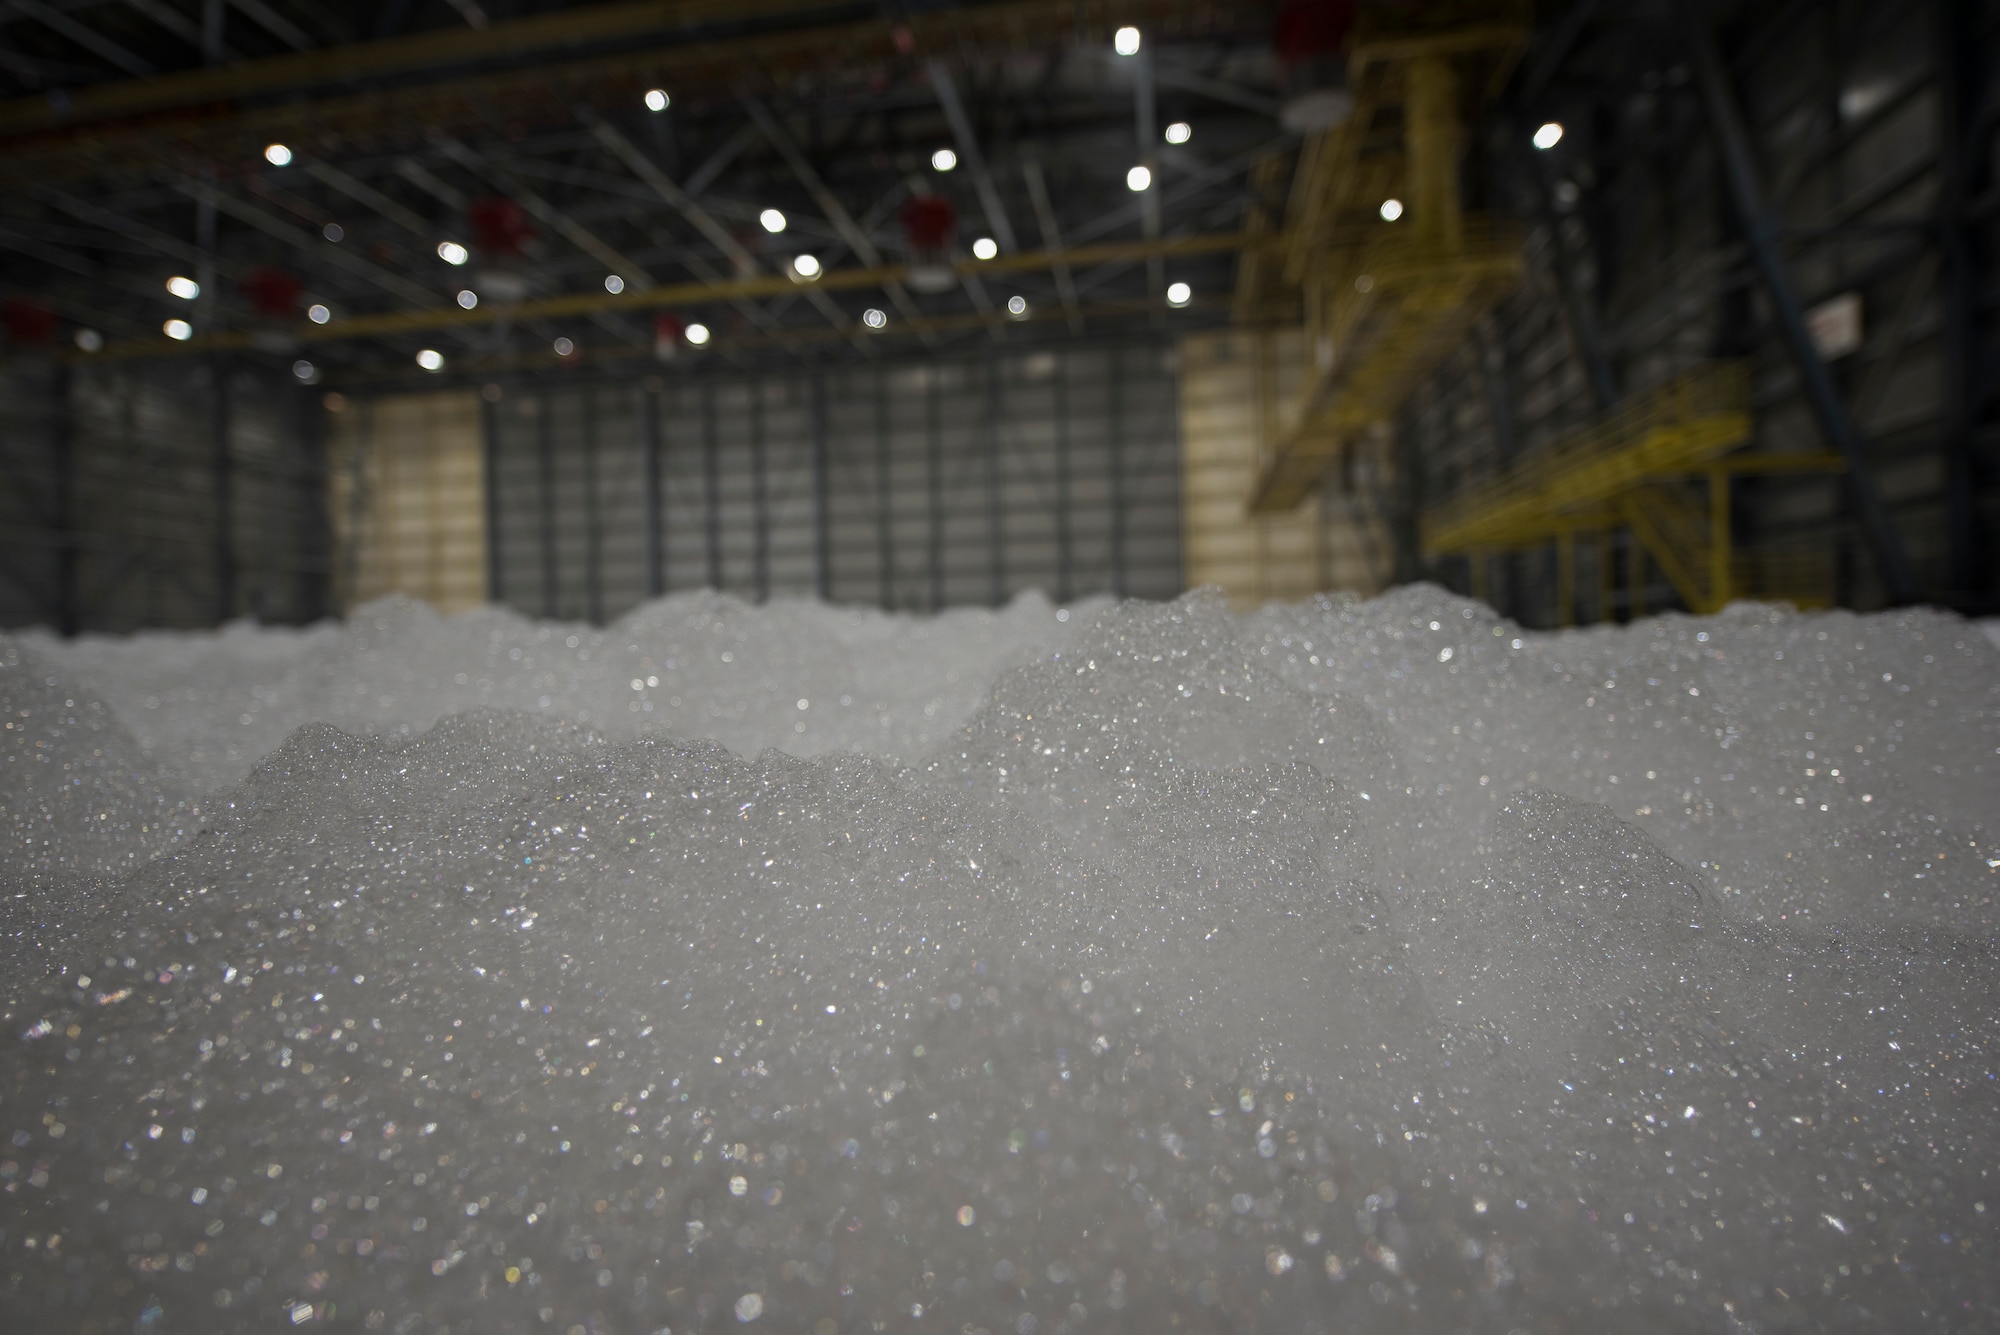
1114,26,1141,55
1379,198,1404,221
1166,281,1192,307
644,89,670,112
308,303,332,324
685,322,711,345
862,308,887,329
759,208,787,233
322,222,344,242
553,337,575,357
292,359,317,382
455,290,478,310
163,318,193,341
971,236,998,261
931,147,958,172
1164,121,1191,144
1126,165,1152,192
437,241,470,265
604,274,626,294
791,254,822,279
1006,294,1028,317
1533,121,1564,150
416,348,445,371
264,143,292,166
166,275,200,300
74,328,103,352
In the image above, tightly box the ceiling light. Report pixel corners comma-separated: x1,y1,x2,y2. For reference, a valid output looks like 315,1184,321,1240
1166,281,1191,307
416,348,444,371
264,143,292,166
685,322,711,345
644,89,670,112
1533,121,1564,150
1114,26,1141,55
759,208,787,233
792,254,822,279
1379,198,1404,221
1126,165,1151,192
862,308,887,329
437,241,470,265
1006,294,1028,317
322,222,344,242
931,147,958,172
456,290,478,310
553,337,575,357
604,274,625,294
166,275,200,300
971,236,998,261
73,328,103,352
1164,121,1191,144
163,318,193,341
292,359,317,382
308,303,331,324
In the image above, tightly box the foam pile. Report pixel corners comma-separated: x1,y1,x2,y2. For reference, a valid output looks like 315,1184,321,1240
1,588,1995,1333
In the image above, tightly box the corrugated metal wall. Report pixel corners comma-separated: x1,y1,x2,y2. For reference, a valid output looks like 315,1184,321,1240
481,341,1183,622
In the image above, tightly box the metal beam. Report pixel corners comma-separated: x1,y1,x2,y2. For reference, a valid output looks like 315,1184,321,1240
431,134,654,287
228,0,313,52
304,159,435,238
1020,158,1082,334
175,176,447,309
929,60,1018,253
5,0,154,76
1678,0,1919,604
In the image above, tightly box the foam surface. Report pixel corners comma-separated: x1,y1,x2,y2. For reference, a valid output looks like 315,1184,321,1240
2,587,1995,1332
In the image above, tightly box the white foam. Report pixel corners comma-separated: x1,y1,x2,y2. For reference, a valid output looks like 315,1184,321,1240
1,587,1994,1331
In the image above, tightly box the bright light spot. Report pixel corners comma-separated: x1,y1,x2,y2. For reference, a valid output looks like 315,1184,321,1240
437,241,470,266
604,274,625,294
291,359,316,382
685,322,711,346
1379,198,1404,221
733,1292,763,1322
322,222,344,242
1533,121,1564,150
862,307,887,330
1165,121,1191,144
931,147,958,172
166,275,200,300
644,88,670,113
1166,281,1192,307
416,348,444,371
308,303,331,323
1114,25,1141,55
1006,294,1028,317
759,208,787,234
971,236,998,261
1126,164,1152,192
264,143,292,166
792,253,821,279
957,1206,976,1226
553,336,575,357
74,328,103,352
455,289,478,310
163,318,193,341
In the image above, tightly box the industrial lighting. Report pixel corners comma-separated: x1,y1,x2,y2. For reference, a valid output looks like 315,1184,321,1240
455,290,478,310
264,143,292,166
437,241,470,265
759,208,787,233
862,308,887,329
1006,294,1028,317
166,275,200,300
1533,121,1564,150
1164,121,1191,144
416,348,445,371
163,318,193,341
1379,198,1404,221
292,359,316,382
74,328,103,352
308,303,331,324
1126,165,1152,192
1114,25,1141,55
553,337,575,357
1166,281,1192,307
790,254,822,279
685,322,711,345
644,89,670,112
931,147,958,172
971,236,998,261
323,222,344,243
604,274,626,294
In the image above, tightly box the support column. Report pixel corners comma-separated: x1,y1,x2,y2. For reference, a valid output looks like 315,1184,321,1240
1935,0,1981,597
926,370,943,610
1598,528,1616,624
875,369,895,609
1108,347,1127,598
812,370,831,602
642,382,664,598
583,391,602,624
751,378,769,603
986,360,1005,606
50,364,79,636
1707,467,1731,611
482,389,504,605
1053,356,1073,603
537,391,556,619
1628,536,1645,619
702,382,721,590
211,355,235,624
1405,56,1465,256
1556,529,1575,628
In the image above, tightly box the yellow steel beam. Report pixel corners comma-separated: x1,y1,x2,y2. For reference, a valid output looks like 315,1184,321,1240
60,232,1261,361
